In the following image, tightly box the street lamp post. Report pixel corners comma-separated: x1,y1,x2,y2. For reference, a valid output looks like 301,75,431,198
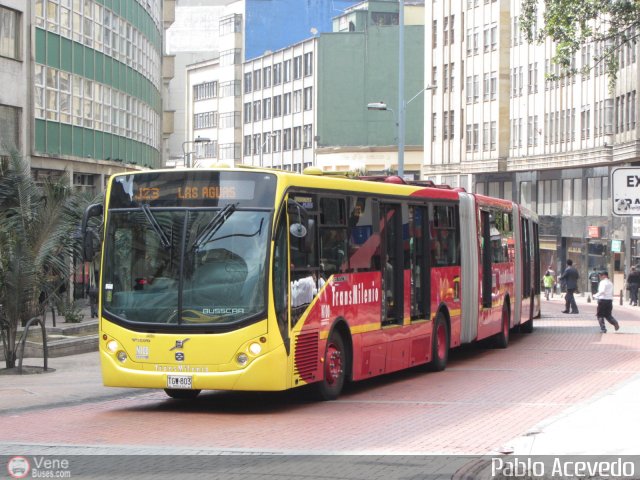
181,136,211,168
367,0,437,179
367,85,434,178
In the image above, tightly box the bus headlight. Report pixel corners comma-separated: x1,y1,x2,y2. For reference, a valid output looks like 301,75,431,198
236,352,249,366
248,342,262,355
106,340,118,353
116,351,127,363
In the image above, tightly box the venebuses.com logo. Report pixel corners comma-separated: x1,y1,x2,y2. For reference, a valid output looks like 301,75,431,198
6,456,72,478
7,456,30,479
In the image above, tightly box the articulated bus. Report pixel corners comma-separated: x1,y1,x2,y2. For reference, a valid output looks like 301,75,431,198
82,167,540,400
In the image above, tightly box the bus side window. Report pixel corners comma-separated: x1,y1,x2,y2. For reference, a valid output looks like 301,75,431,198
347,196,375,271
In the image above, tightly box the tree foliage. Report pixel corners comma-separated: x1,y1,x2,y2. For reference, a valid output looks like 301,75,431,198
0,153,92,368
520,0,640,90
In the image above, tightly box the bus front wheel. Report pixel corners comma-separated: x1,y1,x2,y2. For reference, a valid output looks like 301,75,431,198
164,388,201,400
427,313,449,372
315,332,346,401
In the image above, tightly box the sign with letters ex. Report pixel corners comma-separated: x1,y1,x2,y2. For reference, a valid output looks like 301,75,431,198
611,167,640,215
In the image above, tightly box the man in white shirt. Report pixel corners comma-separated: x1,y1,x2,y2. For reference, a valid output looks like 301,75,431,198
593,271,620,333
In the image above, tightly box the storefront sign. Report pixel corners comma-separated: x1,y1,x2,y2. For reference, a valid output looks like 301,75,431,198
587,226,600,238
611,239,623,253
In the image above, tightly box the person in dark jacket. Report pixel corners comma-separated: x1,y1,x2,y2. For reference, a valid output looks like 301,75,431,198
560,259,580,314
626,266,640,306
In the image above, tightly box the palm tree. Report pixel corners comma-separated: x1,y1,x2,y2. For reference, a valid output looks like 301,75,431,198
0,153,88,369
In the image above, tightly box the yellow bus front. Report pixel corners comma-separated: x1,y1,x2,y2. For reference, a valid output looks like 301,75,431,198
97,169,293,394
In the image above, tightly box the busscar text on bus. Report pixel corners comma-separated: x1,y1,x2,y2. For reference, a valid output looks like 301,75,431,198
81,167,540,401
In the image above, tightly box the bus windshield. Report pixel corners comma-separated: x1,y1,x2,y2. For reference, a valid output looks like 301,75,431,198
101,171,276,328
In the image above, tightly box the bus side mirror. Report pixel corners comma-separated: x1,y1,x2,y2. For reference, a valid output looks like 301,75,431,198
287,199,314,253
81,203,103,261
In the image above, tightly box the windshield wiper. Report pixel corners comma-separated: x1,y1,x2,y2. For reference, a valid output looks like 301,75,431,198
140,204,171,249
192,203,237,250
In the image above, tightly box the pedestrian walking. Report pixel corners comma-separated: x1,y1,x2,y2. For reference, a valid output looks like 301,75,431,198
543,270,554,300
589,268,600,295
626,266,640,306
593,271,620,333
560,259,579,314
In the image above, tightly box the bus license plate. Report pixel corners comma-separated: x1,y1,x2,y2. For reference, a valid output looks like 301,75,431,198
167,375,192,389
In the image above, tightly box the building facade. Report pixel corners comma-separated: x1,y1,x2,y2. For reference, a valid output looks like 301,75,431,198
424,0,639,288
5,0,173,194
240,0,425,175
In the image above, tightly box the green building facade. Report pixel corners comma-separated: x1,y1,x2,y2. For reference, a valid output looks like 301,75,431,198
316,24,424,150
33,0,163,178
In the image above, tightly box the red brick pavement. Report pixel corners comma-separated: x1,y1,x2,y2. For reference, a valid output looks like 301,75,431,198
1,300,639,455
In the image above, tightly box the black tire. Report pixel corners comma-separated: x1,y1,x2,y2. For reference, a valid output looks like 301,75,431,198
164,388,201,399
315,331,347,401
427,312,449,372
493,305,510,348
520,299,534,333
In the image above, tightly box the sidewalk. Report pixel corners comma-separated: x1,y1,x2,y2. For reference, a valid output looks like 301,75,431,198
508,293,640,455
1,299,138,413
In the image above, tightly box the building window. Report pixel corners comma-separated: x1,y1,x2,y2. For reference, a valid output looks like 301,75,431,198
304,52,313,76
283,92,291,115
581,106,591,139
303,87,312,110
443,111,449,140
432,113,437,141
220,80,241,97
293,126,301,150
303,124,313,148
432,20,437,49
483,122,489,151
253,100,261,122
252,133,261,155
284,60,291,83
0,6,20,60
263,66,271,88
272,129,281,152
219,143,240,160
283,128,292,151
293,90,302,113
263,98,272,119
520,181,532,210
273,95,282,117
219,14,241,35
243,135,251,156
201,141,218,159
219,111,240,129
0,104,19,155
243,72,252,94
443,17,449,46
253,70,261,91
243,102,251,124
294,56,302,79
273,63,282,85
220,49,241,65
490,121,496,150
194,81,218,100
194,111,217,129
586,176,608,216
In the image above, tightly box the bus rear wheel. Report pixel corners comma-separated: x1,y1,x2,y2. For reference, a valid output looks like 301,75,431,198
427,312,449,372
164,388,201,400
520,297,534,333
315,331,346,401
493,305,510,348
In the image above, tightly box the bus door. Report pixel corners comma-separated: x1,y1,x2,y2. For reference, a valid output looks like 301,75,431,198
480,209,496,313
379,203,403,325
